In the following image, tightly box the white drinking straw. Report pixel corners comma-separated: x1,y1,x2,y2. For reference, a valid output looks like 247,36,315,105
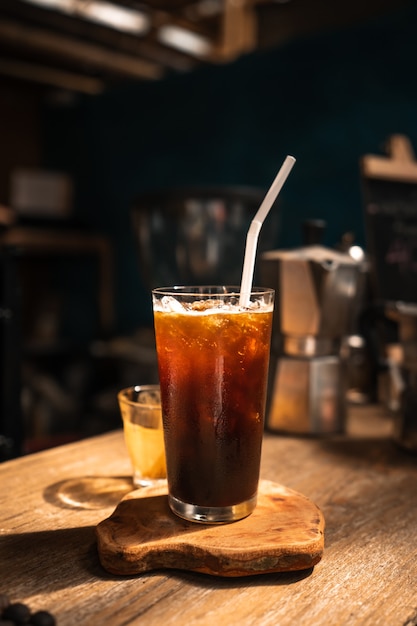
239,155,296,308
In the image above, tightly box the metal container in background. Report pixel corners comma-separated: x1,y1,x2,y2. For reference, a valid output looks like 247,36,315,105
131,187,279,288
260,245,361,435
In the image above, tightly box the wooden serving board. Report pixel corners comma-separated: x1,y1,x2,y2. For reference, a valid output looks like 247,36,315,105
96,480,325,577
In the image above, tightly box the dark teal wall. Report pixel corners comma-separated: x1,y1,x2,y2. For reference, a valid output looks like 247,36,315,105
43,3,417,336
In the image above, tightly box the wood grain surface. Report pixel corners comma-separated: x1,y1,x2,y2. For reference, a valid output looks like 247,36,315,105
1,404,417,626
96,480,324,576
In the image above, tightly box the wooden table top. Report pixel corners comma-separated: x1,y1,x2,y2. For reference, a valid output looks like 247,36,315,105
1,404,416,626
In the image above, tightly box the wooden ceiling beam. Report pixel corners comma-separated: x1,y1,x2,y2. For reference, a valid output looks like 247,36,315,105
211,0,257,62
0,18,164,81
0,59,104,94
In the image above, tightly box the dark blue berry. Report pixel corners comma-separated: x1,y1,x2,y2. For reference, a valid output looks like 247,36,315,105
3,602,31,624
29,611,56,626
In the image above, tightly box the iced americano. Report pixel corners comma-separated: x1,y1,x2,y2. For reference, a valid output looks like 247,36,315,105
152,286,274,523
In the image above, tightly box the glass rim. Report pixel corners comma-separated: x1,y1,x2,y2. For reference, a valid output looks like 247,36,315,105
152,285,274,297
117,384,161,408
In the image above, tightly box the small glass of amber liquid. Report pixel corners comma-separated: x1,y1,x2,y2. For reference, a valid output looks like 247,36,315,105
117,385,166,488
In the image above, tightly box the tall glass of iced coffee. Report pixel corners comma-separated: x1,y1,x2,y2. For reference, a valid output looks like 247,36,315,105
152,286,274,523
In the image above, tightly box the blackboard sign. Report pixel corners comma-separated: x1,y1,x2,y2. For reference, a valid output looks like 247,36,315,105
361,135,417,306
363,178,417,304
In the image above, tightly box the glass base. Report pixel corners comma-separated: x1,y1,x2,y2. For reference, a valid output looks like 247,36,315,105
168,493,257,524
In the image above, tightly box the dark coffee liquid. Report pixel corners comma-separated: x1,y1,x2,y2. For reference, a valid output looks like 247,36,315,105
154,307,272,507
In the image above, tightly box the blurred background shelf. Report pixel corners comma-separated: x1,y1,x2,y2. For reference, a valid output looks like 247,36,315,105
1,0,417,457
